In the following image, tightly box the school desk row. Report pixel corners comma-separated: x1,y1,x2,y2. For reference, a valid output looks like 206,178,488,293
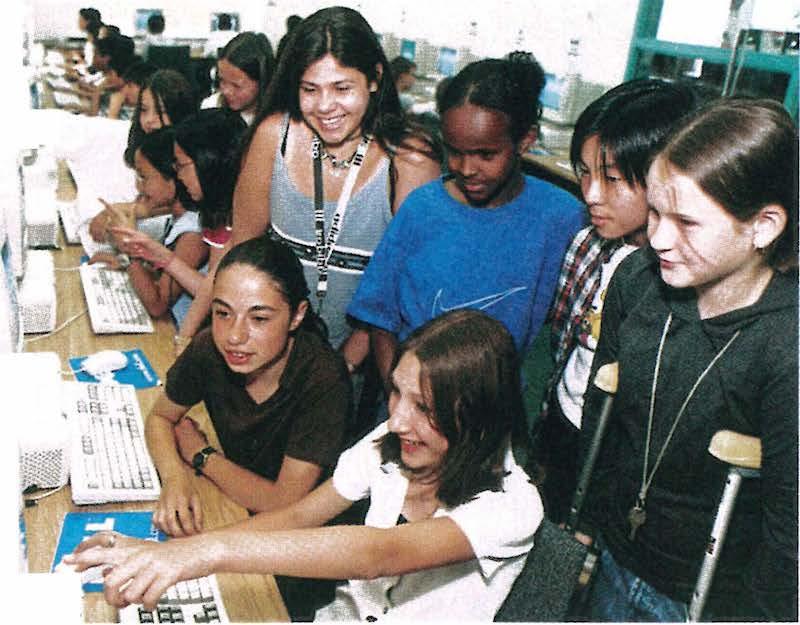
21,164,288,622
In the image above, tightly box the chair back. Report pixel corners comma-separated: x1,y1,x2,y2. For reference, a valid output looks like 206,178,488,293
495,519,588,622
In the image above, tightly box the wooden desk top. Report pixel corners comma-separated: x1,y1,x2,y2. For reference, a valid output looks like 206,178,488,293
21,163,288,622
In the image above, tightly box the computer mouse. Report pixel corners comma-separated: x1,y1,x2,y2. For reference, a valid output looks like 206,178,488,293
81,350,128,380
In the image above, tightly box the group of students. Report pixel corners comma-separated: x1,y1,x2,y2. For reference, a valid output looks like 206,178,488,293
61,5,797,622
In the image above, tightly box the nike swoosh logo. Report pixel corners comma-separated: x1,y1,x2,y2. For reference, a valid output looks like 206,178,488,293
431,286,528,317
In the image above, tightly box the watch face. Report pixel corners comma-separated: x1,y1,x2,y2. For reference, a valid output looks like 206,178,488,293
192,451,204,469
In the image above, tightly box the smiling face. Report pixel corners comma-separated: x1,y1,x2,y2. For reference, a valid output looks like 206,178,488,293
218,58,259,114
387,352,449,475
442,103,529,208
298,53,377,149
139,88,170,134
134,149,175,206
173,143,202,202
211,263,306,382
577,134,649,245
646,156,767,300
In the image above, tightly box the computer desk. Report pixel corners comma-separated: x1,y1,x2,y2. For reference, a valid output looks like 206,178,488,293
21,162,289,622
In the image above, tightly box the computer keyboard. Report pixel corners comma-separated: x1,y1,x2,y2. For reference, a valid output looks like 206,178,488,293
64,381,161,505
79,262,154,334
118,574,229,624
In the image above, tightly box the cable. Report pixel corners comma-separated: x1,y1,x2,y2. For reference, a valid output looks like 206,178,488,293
23,482,68,506
23,308,88,344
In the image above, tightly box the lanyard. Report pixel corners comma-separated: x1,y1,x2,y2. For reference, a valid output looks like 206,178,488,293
311,134,371,301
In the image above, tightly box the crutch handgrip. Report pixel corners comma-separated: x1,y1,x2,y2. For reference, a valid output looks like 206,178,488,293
593,362,618,394
708,430,761,470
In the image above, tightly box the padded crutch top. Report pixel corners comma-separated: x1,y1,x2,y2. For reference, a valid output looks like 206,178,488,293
708,430,762,470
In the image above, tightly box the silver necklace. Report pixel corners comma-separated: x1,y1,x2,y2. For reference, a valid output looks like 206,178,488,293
314,136,371,176
627,312,741,540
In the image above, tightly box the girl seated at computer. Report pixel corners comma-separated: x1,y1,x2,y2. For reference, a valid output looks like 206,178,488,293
138,236,350,537
110,108,246,335
88,127,207,328
89,69,197,242
66,308,542,621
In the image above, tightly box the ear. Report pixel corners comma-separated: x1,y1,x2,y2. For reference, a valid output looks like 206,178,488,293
516,124,539,155
369,63,383,93
752,203,787,250
289,300,309,332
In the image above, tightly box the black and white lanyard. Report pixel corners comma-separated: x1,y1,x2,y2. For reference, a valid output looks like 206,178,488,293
311,134,372,303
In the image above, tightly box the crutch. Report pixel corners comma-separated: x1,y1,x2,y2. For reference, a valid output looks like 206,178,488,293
494,362,619,622
565,361,618,533
688,430,761,621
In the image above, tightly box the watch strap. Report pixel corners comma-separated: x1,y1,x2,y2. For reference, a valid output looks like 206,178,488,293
192,445,217,475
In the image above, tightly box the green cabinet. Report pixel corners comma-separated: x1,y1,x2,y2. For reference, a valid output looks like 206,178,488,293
625,0,798,120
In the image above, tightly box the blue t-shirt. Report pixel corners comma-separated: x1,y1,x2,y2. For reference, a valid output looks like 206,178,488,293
347,175,584,353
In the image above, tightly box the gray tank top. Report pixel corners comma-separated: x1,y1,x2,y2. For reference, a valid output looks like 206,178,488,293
269,115,392,348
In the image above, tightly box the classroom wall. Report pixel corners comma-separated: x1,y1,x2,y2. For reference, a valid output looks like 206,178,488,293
28,0,640,88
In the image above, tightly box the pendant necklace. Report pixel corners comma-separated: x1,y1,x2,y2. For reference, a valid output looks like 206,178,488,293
316,138,368,177
628,312,740,541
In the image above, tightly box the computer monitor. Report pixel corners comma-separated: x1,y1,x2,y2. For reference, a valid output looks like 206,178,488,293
539,72,607,126
134,9,163,36
400,39,416,62
210,12,240,32
437,47,458,77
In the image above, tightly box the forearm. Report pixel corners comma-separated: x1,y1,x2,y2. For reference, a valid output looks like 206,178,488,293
200,454,307,513
204,525,400,581
145,413,189,482
371,327,398,392
126,261,170,318
161,254,205,297
178,272,214,339
340,328,370,371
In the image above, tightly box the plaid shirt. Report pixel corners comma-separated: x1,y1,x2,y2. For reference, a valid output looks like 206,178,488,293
543,226,624,413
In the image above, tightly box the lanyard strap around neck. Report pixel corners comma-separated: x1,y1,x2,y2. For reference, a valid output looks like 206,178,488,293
638,313,741,504
311,134,371,300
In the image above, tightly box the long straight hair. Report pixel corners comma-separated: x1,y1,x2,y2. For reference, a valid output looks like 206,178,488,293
380,309,528,507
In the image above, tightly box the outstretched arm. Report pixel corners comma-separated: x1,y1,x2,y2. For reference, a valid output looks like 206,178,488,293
67,479,474,612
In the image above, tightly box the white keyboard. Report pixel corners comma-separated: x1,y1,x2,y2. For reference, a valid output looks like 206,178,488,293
79,263,154,334
64,381,161,505
119,575,229,624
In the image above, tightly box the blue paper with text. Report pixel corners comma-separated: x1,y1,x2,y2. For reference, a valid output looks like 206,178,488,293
69,348,161,388
51,511,166,592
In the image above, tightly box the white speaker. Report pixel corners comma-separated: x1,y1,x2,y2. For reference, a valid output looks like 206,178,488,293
2,352,69,490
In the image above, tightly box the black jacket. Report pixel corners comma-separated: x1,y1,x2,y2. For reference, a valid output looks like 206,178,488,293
580,248,798,621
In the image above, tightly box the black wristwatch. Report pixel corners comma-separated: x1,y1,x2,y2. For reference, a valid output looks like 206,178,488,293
191,446,217,475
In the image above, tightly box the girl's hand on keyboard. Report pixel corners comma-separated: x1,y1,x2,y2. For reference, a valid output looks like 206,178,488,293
66,534,208,611
88,251,124,269
153,472,204,538
107,539,211,611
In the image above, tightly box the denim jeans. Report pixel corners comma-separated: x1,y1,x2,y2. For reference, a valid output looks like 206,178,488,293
587,548,689,622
